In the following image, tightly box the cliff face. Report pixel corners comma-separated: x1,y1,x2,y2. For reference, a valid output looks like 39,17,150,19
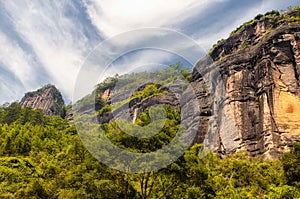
95,81,183,124
20,85,66,118
74,9,300,158
192,9,300,158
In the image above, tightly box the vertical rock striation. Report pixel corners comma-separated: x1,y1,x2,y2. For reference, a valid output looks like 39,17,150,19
73,8,300,158
20,84,66,118
192,9,300,158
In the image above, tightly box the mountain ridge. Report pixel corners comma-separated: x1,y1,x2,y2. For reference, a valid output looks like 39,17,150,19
18,7,300,158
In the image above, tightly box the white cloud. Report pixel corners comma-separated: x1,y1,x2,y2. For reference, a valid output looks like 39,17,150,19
82,0,223,37
0,31,36,88
196,3,263,51
1,0,93,101
0,0,298,104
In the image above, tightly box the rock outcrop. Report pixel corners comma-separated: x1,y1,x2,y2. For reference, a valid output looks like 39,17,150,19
192,9,300,158
74,8,300,158
20,85,66,118
97,82,183,124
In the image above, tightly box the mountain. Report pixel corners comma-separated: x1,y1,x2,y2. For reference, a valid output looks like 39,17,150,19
73,8,300,159
1,8,300,198
18,8,300,158
20,84,66,118
195,9,300,158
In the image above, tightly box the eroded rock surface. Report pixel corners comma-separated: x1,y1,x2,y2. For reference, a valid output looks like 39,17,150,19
74,9,300,158
193,10,300,158
20,85,66,118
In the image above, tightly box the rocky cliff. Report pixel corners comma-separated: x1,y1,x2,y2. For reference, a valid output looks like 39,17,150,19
74,8,300,158
20,84,66,118
191,9,300,158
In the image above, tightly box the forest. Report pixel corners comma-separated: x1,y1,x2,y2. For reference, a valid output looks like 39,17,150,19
0,102,299,198
1,8,300,198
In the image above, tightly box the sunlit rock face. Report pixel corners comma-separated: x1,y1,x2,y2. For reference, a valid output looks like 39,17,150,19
73,9,300,158
20,85,66,118
193,9,300,158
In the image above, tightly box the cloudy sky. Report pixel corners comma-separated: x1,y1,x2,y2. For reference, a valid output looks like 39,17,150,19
0,0,299,103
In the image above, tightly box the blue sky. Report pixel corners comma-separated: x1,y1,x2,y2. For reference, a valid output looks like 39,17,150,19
0,0,299,103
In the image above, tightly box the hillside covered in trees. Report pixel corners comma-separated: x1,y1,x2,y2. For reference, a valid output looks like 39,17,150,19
1,7,300,198
0,100,299,198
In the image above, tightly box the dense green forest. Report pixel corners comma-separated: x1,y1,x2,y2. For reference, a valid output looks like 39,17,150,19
0,102,299,198
1,8,300,198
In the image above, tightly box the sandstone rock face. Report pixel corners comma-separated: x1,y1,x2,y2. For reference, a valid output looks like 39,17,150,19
75,9,300,158
192,10,300,158
20,85,66,118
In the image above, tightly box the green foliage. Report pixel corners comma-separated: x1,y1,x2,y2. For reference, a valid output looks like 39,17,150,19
97,104,112,116
107,62,190,111
207,152,285,198
73,75,118,115
230,7,299,37
264,184,300,199
0,102,22,125
132,84,162,99
211,8,284,54
1,65,300,198
0,102,67,127
282,142,300,187
259,28,273,39
209,7,300,59
96,74,119,94
288,5,300,12
74,62,191,118
208,38,226,54
255,14,264,20
230,19,257,36
265,10,280,17
104,105,181,153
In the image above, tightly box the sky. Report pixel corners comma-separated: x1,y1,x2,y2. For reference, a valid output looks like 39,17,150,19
0,0,299,104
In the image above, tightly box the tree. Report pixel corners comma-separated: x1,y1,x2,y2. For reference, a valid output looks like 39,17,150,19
2,102,22,124
282,142,300,187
